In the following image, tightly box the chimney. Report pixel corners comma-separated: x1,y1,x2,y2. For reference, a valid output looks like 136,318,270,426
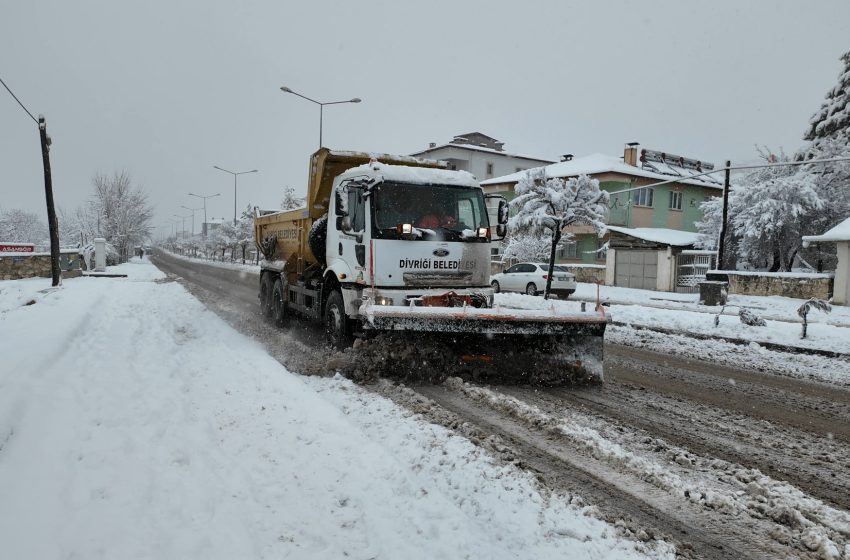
429,142,437,148
561,154,574,162
624,142,639,166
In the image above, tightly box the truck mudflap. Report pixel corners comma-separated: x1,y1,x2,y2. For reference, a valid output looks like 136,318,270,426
353,303,609,384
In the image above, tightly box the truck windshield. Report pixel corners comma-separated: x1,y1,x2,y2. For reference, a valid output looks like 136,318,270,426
372,182,490,241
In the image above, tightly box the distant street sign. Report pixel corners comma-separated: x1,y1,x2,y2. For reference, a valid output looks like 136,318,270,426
0,243,35,253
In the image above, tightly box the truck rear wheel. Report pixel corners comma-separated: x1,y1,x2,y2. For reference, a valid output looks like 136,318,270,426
324,290,352,348
272,278,288,326
260,273,274,317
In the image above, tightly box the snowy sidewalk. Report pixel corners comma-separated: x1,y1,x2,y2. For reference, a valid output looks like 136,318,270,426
0,260,669,560
565,283,850,357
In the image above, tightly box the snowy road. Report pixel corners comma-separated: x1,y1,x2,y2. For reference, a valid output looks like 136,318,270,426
151,251,850,559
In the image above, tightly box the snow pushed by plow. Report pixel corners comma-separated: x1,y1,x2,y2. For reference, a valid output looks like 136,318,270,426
348,294,609,385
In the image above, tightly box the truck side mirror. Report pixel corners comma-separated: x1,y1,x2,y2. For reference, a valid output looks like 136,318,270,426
336,216,352,231
496,224,507,238
334,190,347,218
497,199,509,225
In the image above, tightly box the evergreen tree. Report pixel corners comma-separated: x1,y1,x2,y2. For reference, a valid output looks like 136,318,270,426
804,50,850,148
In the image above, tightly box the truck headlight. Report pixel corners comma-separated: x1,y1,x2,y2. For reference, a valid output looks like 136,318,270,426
375,296,394,306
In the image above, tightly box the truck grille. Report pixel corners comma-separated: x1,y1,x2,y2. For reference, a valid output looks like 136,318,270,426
402,271,473,287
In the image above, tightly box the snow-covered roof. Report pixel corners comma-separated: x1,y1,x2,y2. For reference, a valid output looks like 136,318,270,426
481,153,724,189
411,143,555,164
606,226,702,247
340,161,478,187
802,216,850,243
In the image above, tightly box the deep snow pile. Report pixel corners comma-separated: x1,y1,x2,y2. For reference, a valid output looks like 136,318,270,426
0,260,672,559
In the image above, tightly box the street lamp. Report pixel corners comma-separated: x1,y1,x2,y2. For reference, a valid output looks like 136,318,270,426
181,205,203,236
188,192,220,236
213,166,258,224
279,86,361,149
173,213,191,239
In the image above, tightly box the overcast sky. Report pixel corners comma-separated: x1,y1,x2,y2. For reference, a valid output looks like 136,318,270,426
2,0,849,238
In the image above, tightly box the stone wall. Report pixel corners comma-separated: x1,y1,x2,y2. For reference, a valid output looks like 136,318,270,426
558,265,606,284
725,272,834,300
0,254,53,280
0,250,82,280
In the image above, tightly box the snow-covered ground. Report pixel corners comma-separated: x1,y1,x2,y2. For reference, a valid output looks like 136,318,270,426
0,260,672,559
499,290,850,355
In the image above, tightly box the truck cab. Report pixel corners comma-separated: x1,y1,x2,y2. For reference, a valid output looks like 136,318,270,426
327,161,506,325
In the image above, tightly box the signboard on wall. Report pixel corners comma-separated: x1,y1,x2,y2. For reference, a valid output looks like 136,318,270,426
0,243,35,253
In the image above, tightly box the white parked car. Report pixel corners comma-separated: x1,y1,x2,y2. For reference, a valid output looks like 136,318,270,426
490,262,577,298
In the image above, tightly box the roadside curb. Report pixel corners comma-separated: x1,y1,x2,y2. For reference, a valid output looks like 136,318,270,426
610,321,850,360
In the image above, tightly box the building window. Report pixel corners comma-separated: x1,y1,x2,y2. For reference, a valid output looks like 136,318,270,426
486,162,494,176
669,191,683,210
557,242,578,259
633,187,654,207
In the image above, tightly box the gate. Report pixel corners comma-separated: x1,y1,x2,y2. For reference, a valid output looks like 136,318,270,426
675,250,717,293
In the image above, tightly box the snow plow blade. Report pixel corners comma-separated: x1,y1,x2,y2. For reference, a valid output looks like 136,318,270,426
355,304,610,384
361,303,609,336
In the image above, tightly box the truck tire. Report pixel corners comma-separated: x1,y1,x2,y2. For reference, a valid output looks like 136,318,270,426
525,282,538,296
260,273,274,317
272,278,288,326
308,215,328,264
324,290,352,348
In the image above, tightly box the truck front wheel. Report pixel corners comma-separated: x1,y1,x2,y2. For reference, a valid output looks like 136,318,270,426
324,290,352,348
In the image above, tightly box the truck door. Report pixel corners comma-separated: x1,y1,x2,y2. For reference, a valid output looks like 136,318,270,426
336,186,367,280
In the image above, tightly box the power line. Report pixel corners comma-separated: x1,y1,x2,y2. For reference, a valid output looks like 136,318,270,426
0,75,38,124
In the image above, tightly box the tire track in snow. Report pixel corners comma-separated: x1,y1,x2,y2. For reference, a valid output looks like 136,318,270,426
412,384,779,560
536,383,850,512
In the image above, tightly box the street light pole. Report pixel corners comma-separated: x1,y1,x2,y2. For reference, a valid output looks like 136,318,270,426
213,166,258,224
181,205,203,236
279,86,361,149
188,192,221,236
174,213,191,240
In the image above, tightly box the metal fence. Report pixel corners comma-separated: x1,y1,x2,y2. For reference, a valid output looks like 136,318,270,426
675,250,717,293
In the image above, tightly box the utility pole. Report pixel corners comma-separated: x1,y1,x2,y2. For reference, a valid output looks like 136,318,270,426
717,160,731,270
39,116,61,286
1,77,61,285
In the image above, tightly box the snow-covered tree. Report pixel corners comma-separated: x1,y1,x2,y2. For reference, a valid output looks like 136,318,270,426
0,208,48,247
281,187,305,210
804,50,850,149
694,195,724,251
212,221,238,261
508,170,608,298
798,51,850,269
58,205,100,247
730,149,825,271
90,171,154,262
501,230,561,263
235,204,254,263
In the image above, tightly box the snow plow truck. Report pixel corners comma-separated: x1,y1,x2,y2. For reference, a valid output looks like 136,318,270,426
254,148,609,383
